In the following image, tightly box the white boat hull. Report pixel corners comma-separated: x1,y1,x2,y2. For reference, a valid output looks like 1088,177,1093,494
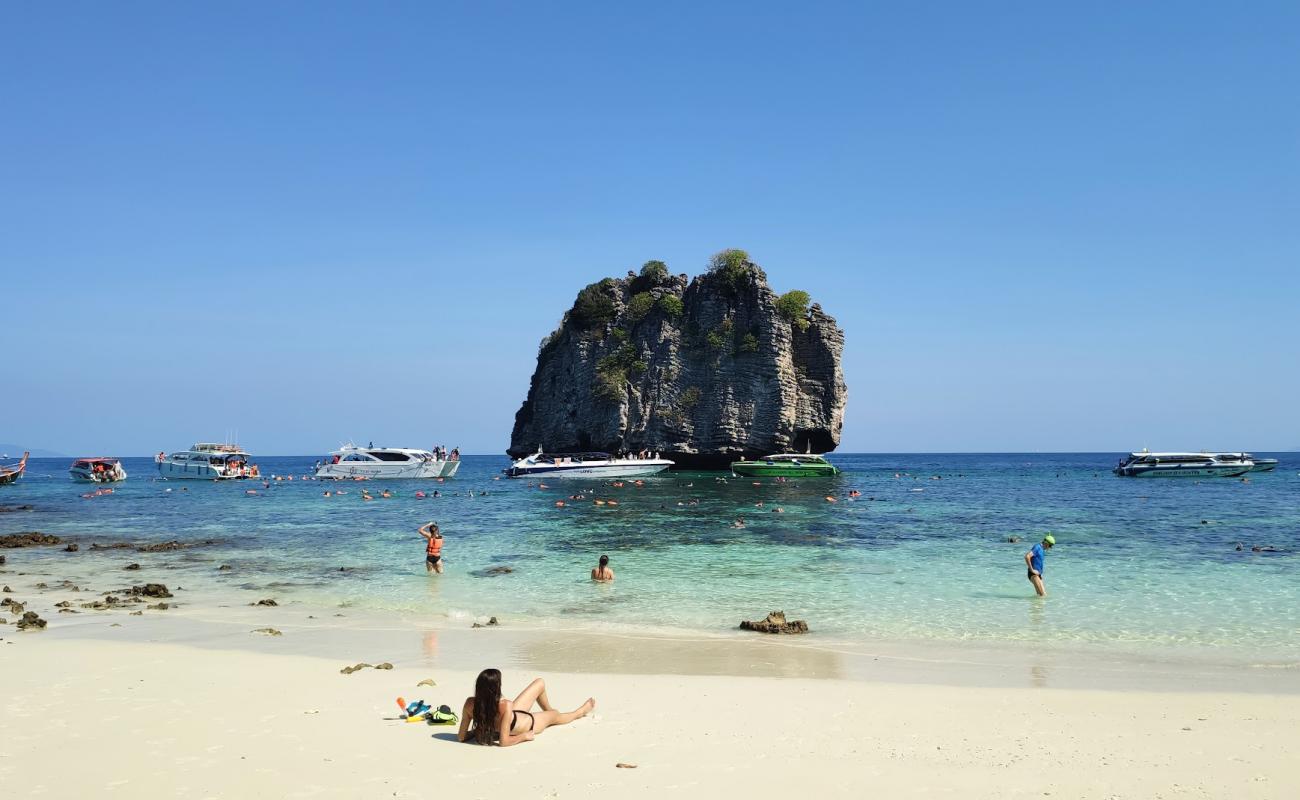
315,461,460,480
157,461,248,480
506,461,672,479
1118,464,1249,478
71,468,127,483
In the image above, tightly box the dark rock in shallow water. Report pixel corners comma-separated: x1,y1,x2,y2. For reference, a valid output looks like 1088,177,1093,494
125,583,172,599
507,254,848,469
340,662,372,674
375,662,393,670
218,564,232,571
470,566,515,577
253,598,278,606
138,539,219,552
124,563,141,571
17,611,47,630
90,542,134,551
64,543,79,552
0,555,5,565
0,504,35,513
147,602,170,610
2,585,10,593
740,610,809,635
472,616,501,628
1006,536,1021,543
0,532,61,548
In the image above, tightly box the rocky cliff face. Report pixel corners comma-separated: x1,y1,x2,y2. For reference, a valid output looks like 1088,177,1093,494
508,253,847,469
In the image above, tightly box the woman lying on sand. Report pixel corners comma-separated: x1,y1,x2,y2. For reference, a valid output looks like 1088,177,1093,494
458,669,594,746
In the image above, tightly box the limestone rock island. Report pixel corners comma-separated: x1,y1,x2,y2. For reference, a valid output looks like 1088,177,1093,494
508,250,847,469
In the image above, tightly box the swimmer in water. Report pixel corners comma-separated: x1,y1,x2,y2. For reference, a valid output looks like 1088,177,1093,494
419,521,444,574
591,554,614,582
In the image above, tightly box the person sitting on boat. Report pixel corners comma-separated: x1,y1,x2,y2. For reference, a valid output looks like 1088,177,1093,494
458,669,594,746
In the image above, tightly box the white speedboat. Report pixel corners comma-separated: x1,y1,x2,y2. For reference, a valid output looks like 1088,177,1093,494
157,443,258,480
70,457,127,483
1113,451,1252,478
314,445,460,479
1214,453,1279,473
504,449,673,478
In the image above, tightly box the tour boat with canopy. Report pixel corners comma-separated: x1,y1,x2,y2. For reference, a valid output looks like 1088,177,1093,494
157,443,259,480
730,453,840,478
70,457,127,483
1113,451,1253,478
504,448,673,478
314,444,460,479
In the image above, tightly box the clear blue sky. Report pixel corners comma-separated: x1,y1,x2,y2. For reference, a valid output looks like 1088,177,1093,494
3,1,1297,455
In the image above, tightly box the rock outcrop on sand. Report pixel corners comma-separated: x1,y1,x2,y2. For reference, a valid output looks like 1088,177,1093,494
508,251,847,469
740,610,809,635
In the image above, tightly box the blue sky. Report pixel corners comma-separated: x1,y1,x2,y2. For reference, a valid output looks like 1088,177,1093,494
3,1,1297,455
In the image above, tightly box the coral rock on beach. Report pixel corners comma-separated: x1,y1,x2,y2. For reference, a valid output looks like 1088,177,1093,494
0,532,62,548
64,543,79,552
507,253,848,469
252,628,282,636
124,563,141,571
740,610,809,635
17,611,47,631
125,583,173,599
253,598,278,606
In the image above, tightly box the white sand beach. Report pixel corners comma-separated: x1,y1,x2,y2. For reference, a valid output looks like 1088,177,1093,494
3,616,1297,799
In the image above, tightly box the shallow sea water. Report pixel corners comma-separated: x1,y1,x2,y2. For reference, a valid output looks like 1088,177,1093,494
3,453,1297,666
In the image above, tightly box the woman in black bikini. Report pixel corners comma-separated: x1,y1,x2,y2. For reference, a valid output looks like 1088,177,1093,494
458,668,595,746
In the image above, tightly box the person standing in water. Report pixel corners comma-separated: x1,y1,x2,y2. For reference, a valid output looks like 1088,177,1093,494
419,521,444,574
591,554,614,582
1024,533,1055,596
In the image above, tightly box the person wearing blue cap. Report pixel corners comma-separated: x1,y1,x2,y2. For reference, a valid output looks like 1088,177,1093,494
1024,533,1056,596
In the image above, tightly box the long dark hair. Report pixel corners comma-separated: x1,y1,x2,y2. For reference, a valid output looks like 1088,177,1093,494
471,668,503,745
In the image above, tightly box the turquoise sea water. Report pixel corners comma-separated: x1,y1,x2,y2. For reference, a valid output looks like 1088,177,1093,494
2,454,1297,665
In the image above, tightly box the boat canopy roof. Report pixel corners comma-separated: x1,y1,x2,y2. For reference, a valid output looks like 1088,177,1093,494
192,443,248,454
73,457,120,464
752,453,831,463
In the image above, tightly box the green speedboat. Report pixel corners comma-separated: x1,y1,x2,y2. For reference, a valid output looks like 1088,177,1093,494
730,453,840,477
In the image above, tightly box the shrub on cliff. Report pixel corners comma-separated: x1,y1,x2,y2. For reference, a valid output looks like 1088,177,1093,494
571,279,617,329
708,248,760,293
777,290,812,331
594,343,646,402
658,294,683,318
626,292,656,322
632,260,672,293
